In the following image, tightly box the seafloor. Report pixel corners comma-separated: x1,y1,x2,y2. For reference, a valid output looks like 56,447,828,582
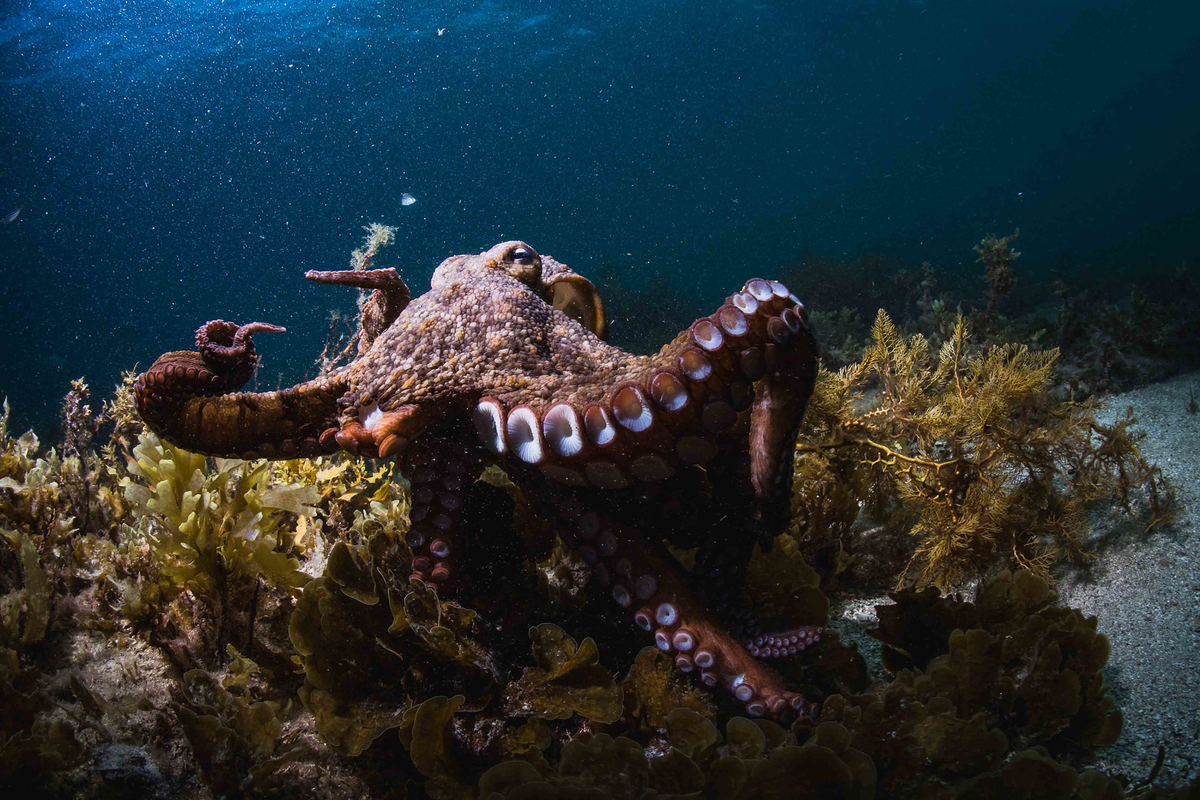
1057,373,1200,784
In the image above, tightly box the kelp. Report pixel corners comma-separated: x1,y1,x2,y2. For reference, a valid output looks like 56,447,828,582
477,713,875,800
0,400,94,567
502,624,622,724
0,529,86,780
290,560,413,755
746,532,829,627
290,523,500,757
172,668,285,795
620,646,717,729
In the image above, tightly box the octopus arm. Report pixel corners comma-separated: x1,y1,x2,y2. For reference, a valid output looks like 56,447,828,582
549,496,818,720
398,425,482,587
471,277,818,499
748,339,819,527
134,320,346,459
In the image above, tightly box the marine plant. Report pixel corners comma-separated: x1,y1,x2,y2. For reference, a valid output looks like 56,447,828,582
120,430,316,599
171,664,286,795
792,311,1174,589
471,710,877,799
823,570,1122,798
773,234,1200,403
0,528,87,778
316,222,400,374
976,230,1020,318
1052,279,1200,396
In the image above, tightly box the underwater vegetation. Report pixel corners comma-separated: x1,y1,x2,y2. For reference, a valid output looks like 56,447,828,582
0,233,1195,798
792,310,1174,590
778,234,1200,398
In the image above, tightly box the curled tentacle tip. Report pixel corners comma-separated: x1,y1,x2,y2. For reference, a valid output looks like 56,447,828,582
196,319,238,342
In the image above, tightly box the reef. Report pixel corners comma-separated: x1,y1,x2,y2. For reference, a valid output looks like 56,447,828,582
0,228,1195,798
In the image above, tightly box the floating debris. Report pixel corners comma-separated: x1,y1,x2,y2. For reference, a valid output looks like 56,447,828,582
400,193,417,206
2,203,24,225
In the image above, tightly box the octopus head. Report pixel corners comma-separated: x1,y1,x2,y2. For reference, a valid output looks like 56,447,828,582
432,240,608,339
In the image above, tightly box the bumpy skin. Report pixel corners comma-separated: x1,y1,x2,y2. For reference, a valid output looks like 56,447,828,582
133,241,823,721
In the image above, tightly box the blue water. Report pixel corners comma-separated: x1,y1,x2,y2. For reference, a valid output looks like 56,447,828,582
2,0,1198,435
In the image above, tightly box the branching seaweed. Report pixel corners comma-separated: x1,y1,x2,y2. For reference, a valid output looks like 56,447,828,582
794,311,1175,589
976,230,1020,317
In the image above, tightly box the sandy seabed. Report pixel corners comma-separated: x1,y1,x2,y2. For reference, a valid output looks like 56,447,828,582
832,370,1200,789
1057,371,1200,785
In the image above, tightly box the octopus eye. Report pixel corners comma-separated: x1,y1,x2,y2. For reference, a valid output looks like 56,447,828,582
511,246,534,265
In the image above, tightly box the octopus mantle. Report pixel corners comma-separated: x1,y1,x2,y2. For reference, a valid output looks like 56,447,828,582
134,241,822,722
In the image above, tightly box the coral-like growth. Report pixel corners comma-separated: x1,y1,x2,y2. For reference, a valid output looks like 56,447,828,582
793,311,1175,589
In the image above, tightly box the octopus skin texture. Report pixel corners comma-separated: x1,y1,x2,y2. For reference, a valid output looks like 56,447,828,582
133,240,824,722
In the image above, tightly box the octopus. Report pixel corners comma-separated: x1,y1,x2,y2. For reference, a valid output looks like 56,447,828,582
133,241,823,722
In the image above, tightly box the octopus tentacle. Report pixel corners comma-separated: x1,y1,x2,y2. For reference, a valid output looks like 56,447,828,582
749,296,818,528
305,267,411,293
746,626,823,659
687,495,821,653
133,320,345,458
305,267,411,353
196,320,285,373
473,278,818,495
691,536,761,640
400,430,482,589
550,498,817,722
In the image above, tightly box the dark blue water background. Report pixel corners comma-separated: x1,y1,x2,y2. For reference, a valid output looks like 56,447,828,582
2,0,1197,436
